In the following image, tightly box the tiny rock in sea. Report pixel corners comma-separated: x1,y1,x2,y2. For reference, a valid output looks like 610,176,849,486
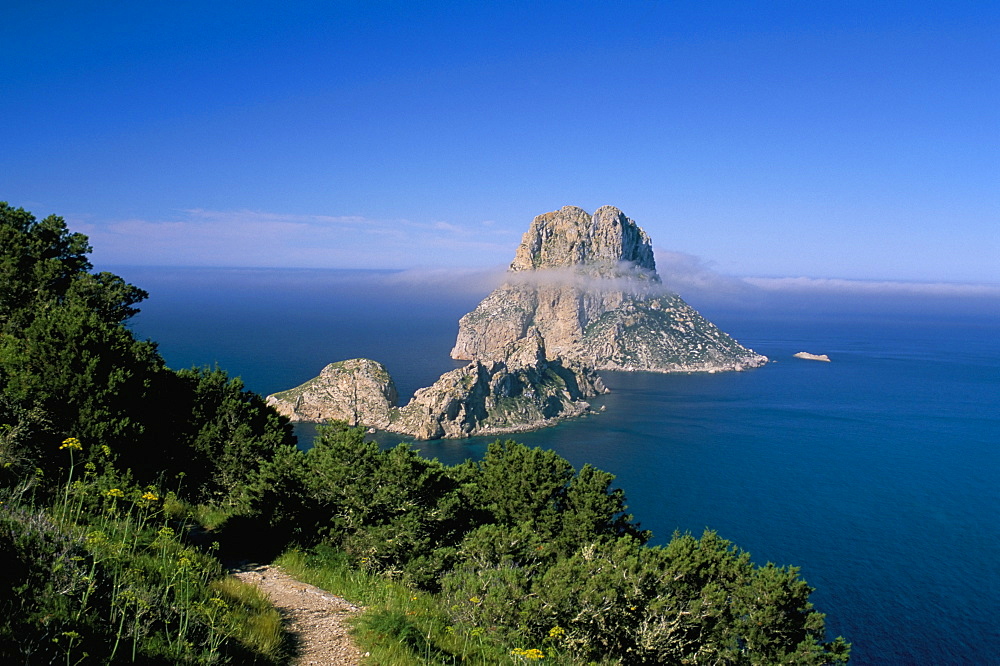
793,352,831,362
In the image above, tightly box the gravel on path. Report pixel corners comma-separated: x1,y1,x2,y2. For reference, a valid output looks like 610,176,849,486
233,564,367,665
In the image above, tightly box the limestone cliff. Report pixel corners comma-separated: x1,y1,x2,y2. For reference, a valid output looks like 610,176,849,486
509,205,656,275
388,329,606,440
265,358,398,428
452,205,766,372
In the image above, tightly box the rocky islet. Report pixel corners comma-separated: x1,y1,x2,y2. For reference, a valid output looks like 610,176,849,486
453,205,767,372
267,205,767,439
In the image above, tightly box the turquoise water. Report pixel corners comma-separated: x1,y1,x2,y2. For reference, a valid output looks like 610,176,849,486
122,267,1000,665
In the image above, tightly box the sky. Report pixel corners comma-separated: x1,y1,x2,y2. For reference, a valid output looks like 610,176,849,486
4,1,998,289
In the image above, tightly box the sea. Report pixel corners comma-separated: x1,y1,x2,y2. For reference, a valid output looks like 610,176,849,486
115,265,1000,665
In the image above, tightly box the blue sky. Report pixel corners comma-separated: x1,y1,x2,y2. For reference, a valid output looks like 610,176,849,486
4,1,998,287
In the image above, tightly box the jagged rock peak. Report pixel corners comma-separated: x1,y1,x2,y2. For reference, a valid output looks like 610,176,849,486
509,205,658,276
389,331,606,440
498,326,548,368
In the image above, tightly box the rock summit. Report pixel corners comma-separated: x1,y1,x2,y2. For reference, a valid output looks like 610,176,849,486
452,205,767,373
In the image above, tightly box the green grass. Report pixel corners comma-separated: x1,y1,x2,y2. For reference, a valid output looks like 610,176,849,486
209,577,286,658
273,545,571,665
0,454,289,665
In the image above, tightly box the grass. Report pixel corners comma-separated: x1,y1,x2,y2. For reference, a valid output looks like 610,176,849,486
209,577,286,657
0,448,290,665
191,503,232,531
273,545,567,665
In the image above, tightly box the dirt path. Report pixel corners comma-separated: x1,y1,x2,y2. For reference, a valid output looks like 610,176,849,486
233,564,366,665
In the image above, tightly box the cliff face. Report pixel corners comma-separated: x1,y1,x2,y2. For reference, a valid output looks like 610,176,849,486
265,358,398,428
452,205,766,372
389,329,606,440
509,205,656,275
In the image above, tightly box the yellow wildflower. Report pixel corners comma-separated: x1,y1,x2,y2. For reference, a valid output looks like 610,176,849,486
548,626,565,640
60,437,82,451
141,491,159,502
511,647,545,660
105,488,124,498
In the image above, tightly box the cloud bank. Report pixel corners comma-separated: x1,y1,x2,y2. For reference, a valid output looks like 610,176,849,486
654,249,1000,301
84,208,999,319
651,250,1000,320
742,276,1000,299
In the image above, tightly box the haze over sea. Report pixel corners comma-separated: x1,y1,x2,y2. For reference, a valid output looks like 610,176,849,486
119,266,1000,665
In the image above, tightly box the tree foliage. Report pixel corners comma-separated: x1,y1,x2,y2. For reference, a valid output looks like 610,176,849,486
247,429,849,663
0,202,93,330
0,202,293,503
164,367,295,506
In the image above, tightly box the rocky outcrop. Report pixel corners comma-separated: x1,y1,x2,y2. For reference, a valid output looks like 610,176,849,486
509,205,656,275
388,329,606,440
266,332,605,440
265,358,398,428
793,352,831,362
452,205,767,373
267,205,766,439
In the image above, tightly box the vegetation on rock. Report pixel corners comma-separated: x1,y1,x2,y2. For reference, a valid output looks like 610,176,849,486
266,358,399,427
268,330,607,440
388,330,606,439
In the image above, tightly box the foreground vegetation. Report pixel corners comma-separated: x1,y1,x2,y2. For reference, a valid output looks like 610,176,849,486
0,202,849,663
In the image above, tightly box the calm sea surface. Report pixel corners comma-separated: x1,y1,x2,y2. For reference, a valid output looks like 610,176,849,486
120,266,1000,665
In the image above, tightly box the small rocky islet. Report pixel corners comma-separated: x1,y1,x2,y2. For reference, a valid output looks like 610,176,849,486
267,205,767,439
